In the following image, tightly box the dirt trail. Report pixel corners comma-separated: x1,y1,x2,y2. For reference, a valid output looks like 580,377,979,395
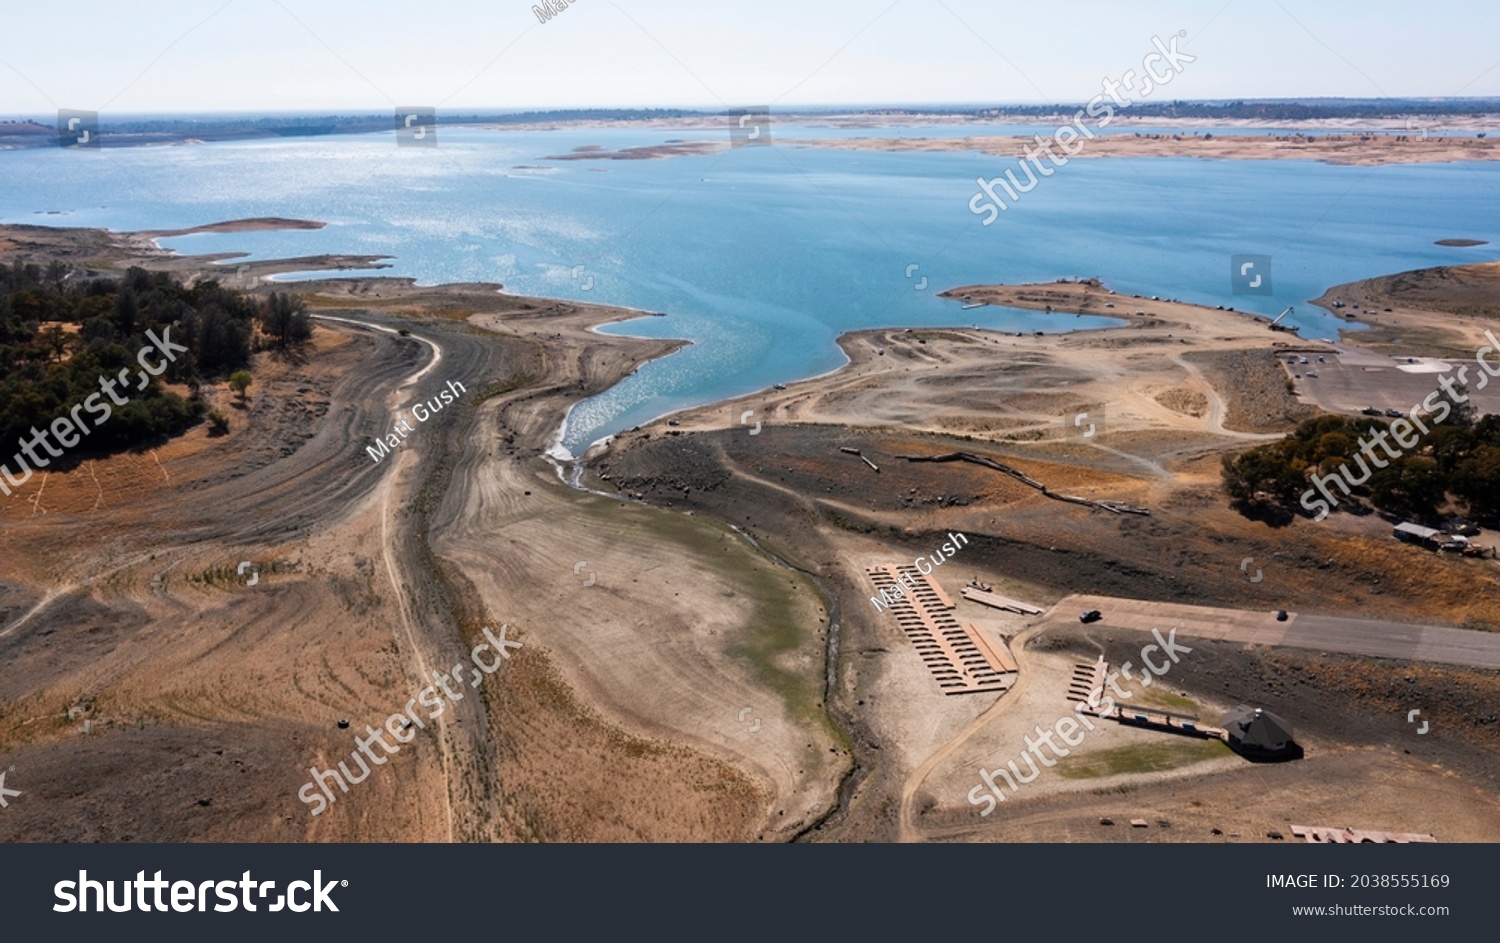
0,313,471,841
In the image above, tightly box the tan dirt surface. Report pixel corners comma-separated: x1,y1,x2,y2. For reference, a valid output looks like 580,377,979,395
6,221,1499,844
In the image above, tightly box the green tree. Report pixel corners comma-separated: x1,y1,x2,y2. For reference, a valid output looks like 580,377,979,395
1453,445,1500,521
259,292,312,350
228,370,253,401
1449,379,1478,428
113,288,138,338
1370,457,1445,519
38,324,69,362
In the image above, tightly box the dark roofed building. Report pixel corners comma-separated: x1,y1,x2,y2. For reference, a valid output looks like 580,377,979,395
1221,705,1294,756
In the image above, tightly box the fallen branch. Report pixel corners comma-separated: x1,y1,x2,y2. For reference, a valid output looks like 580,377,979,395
897,451,1151,515
840,446,880,472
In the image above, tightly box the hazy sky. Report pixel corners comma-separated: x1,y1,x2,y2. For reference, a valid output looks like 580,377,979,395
3,0,1498,114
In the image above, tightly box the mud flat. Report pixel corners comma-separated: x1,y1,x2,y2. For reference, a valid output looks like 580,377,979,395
0,222,845,843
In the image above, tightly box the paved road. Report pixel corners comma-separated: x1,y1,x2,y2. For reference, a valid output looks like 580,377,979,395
1286,345,1500,418
1286,613,1500,669
1049,594,1500,670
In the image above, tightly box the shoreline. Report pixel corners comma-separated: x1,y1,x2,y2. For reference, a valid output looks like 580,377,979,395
8,219,1500,843
562,301,1142,462
787,132,1500,167
11,117,1500,167
5,218,1490,463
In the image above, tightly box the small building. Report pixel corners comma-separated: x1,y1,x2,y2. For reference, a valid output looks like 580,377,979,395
1393,522,1442,548
1221,705,1295,757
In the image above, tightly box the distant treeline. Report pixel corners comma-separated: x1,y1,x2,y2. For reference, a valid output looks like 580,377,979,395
880,99,1500,121
1222,408,1500,524
5,109,712,137
0,263,310,460
7,99,1496,143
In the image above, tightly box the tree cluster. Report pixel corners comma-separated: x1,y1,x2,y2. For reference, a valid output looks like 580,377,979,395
0,262,310,461
1222,403,1500,524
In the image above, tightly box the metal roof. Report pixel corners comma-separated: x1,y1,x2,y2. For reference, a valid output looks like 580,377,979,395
1220,705,1294,749
1394,522,1440,539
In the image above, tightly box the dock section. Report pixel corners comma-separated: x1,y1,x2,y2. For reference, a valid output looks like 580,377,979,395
868,565,1015,695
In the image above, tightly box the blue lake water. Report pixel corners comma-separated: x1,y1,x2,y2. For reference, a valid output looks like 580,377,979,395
3,125,1498,456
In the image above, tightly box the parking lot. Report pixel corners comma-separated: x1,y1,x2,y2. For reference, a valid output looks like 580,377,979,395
1283,345,1500,418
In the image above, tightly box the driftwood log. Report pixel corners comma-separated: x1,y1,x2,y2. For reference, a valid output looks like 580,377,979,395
897,451,1150,516
840,446,880,472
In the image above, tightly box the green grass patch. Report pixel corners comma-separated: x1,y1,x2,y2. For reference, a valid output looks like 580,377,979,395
1130,686,1200,715
569,493,834,739
472,372,537,402
1056,738,1230,780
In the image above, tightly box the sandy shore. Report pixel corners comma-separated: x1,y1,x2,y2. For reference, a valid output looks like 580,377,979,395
791,131,1500,166
134,217,327,237
1312,261,1500,356
481,127,1500,168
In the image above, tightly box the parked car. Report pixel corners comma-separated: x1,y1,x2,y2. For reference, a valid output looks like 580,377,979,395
1385,408,1403,418
1079,609,1103,624
1276,610,1289,622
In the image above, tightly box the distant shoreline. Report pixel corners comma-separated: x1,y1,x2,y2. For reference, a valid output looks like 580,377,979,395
135,217,326,238
5,106,1499,156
